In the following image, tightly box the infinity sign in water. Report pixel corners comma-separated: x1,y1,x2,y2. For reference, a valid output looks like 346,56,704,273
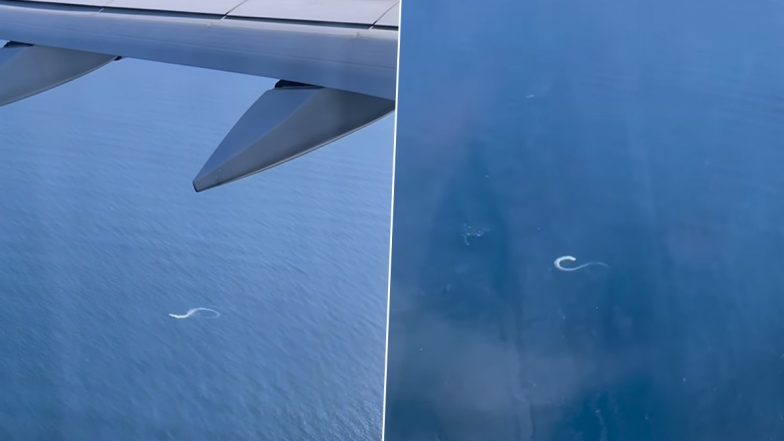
554,255,609,272
168,307,221,319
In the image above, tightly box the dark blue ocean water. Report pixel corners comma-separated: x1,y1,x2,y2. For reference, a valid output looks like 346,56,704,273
0,58,393,440
387,1,784,440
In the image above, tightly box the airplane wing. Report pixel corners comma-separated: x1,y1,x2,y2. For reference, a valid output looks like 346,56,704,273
0,0,399,191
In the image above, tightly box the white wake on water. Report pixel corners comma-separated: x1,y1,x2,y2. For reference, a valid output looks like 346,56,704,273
554,255,609,272
168,307,220,319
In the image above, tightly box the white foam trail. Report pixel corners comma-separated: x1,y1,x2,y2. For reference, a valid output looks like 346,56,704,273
554,255,609,272
168,307,220,319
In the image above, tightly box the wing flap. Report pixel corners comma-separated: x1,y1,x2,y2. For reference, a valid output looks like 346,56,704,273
226,0,397,26
106,0,244,15
6,0,400,27
375,3,399,27
19,0,108,6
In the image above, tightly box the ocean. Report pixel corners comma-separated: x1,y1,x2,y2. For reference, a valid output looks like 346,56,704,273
386,0,784,440
0,58,393,440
